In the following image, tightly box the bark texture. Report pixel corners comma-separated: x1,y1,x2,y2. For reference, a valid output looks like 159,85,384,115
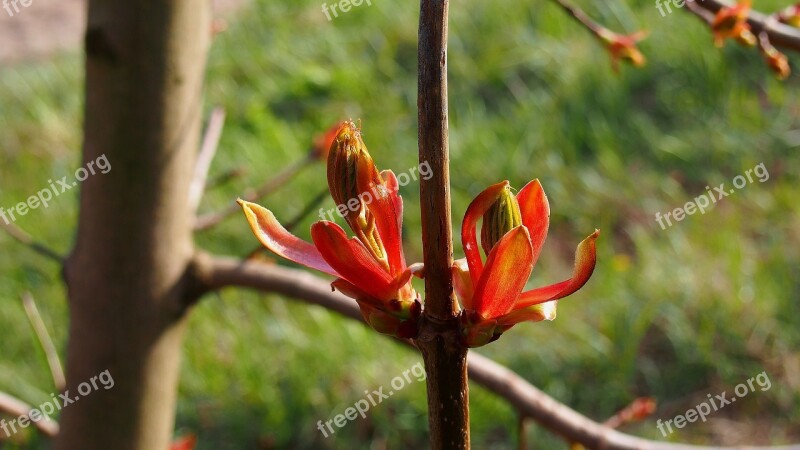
56,1,211,449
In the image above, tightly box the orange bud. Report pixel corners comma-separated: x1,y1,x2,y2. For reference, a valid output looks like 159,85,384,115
711,0,753,47
777,4,800,27
599,29,647,72
762,45,791,80
326,120,388,265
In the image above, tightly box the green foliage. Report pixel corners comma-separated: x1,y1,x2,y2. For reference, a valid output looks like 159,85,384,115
1,0,799,447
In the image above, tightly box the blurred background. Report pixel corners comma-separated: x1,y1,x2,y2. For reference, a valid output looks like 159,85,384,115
1,0,799,448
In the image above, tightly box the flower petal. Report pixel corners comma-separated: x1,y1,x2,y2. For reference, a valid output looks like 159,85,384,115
331,279,382,308
239,200,338,277
472,226,534,320
516,179,550,270
452,258,474,311
514,229,600,309
408,262,425,278
362,169,406,276
496,301,557,328
461,181,509,285
311,221,395,301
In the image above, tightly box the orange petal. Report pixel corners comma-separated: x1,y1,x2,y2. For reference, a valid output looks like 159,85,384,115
496,301,557,328
452,258,474,311
516,179,550,270
461,181,509,285
239,200,338,277
515,229,599,309
472,227,534,320
311,221,395,301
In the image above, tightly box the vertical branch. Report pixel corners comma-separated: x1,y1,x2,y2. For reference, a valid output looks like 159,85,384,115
418,0,454,318
417,1,470,449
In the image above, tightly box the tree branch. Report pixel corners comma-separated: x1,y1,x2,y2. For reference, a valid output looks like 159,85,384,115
193,254,800,450
0,391,60,438
688,0,800,51
194,157,313,231
417,0,470,448
551,0,607,37
0,221,63,263
418,0,455,320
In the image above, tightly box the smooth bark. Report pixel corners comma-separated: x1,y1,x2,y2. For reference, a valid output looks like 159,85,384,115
56,1,211,449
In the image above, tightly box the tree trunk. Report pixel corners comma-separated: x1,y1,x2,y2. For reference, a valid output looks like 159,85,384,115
56,1,211,449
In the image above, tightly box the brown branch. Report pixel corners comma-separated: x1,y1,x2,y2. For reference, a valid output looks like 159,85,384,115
0,391,60,438
194,157,313,231
0,221,63,263
418,0,456,320
188,107,226,214
417,1,470,449
685,0,716,24
22,292,66,391
194,253,800,450
551,0,607,37
689,0,800,51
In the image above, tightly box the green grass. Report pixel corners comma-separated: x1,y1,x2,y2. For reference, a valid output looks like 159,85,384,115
1,0,799,448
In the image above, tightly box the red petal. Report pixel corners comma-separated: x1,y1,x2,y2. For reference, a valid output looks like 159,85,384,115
364,169,406,276
472,227,534,320
311,221,395,301
331,279,382,307
239,200,338,277
516,179,550,270
514,229,600,309
461,181,509,286
171,435,197,450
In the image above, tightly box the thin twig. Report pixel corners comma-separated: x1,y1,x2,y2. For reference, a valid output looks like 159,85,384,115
22,292,66,391
551,0,607,37
189,107,226,214
685,0,716,24
206,166,247,191
518,415,528,450
0,221,63,263
0,391,60,438
194,253,800,450
194,157,313,231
